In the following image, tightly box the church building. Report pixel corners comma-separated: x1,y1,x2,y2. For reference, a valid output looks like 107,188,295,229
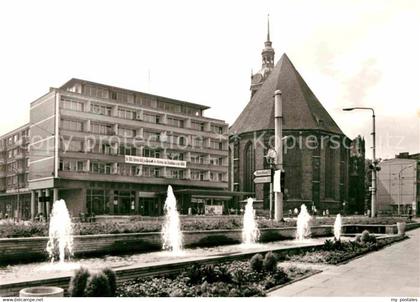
229,22,351,216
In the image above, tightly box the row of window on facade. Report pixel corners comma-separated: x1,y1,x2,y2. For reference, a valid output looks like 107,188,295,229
4,147,28,160
58,159,226,182
75,84,204,117
0,129,29,150
3,173,28,188
60,139,227,164
0,159,30,174
60,119,227,150
61,97,224,133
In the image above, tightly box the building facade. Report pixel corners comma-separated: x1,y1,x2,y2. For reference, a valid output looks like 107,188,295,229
377,152,420,215
229,29,350,216
1,78,249,219
0,125,31,219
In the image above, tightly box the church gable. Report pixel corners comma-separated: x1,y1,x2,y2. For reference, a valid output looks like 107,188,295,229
230,53,344,136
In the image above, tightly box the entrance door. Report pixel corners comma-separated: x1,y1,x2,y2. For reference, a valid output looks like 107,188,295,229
140,198,159,216
119,197,131,215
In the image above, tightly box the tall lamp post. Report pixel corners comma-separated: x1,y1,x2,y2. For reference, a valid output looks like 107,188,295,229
343,107,377,217
265,148,277,220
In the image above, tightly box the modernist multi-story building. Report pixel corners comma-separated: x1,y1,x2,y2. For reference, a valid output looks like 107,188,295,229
0,125,31,219
0,78,253,220
229,26,350,216
377,152,420,215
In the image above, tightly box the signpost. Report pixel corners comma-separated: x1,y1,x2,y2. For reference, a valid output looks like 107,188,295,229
253,169,273,184
253,176,271,184
273,170,281,192
253,169,272,177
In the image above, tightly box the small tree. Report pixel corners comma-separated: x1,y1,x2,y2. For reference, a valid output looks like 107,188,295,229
250,253,264,272
263,252,278,272
102,267,117,296
85,272,111,297
68,267,90,297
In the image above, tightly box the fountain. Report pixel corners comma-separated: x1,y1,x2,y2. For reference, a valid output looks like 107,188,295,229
334,213,342,241
45,199,73,263
296,204,311,241
161,185,183,254
242,197,260,247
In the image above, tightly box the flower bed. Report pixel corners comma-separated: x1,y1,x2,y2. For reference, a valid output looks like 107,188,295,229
286,231,405,265
117,256,313,297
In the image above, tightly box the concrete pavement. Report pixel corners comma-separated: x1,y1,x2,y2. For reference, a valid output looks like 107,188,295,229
270,228,420,297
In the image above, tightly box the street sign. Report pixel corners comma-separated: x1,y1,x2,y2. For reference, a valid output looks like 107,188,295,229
273,170,281,192
253,169,272,177
254,176,271,184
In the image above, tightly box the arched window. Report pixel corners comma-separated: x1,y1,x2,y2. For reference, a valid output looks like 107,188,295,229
244,142,255,192
325,142,336,199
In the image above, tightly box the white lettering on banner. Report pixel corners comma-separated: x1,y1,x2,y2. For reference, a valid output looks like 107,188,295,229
125,155,187,168
205,205,223,215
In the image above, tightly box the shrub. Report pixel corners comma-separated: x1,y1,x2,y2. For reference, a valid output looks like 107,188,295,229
360,230,370,242
85,272,111,297
228,288,241,297
213,265,232,283
361,230,377,244
68,267,90,297
272,267,288,283
263,252,278,272
204,282,230,297
191,235,240,248
250,254,264,272
184,264,203,285
201,264,217,283
102,267,117,296
323,239,335,251
230,268,248,285
259,230,288,243
355,234,362,243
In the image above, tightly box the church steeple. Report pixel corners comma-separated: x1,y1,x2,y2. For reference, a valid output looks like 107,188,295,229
262,14,275,69
250,15,276,98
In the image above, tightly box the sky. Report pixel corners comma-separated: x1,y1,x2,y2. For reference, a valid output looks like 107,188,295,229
0,0,419,159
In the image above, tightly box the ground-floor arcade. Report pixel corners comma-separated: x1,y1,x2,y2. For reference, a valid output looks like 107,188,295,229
17,179,255,220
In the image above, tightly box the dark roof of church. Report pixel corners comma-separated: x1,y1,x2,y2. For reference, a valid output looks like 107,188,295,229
230,53,344,135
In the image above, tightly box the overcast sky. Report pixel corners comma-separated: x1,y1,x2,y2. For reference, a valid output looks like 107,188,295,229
0,0,419,159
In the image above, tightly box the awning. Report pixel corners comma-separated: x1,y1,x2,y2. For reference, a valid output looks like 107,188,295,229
192,195,232,200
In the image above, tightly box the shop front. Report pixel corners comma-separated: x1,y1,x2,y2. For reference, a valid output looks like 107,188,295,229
170,189,255,216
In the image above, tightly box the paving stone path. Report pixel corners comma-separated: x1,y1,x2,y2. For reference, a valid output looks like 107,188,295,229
270,228,420,297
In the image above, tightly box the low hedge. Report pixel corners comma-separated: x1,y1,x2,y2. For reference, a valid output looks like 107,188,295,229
0,216,411,238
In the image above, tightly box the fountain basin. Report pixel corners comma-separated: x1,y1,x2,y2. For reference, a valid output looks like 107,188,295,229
19,286,63,297
1,238,327,297
0,226,334,264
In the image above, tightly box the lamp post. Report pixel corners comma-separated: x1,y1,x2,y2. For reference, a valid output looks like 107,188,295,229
265,148,277,220
343,107,377,217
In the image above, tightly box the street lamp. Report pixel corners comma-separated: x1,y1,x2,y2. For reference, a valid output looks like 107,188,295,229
265,148,277,220
343,107,377,217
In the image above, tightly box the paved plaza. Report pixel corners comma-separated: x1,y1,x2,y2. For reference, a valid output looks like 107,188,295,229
270,228,420,297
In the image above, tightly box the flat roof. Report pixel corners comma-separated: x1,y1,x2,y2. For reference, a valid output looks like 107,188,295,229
60,78,210,110
0,123,30,140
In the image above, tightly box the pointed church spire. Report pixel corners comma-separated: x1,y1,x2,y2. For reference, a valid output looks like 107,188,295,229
250,15,276,98
262,15,275,69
